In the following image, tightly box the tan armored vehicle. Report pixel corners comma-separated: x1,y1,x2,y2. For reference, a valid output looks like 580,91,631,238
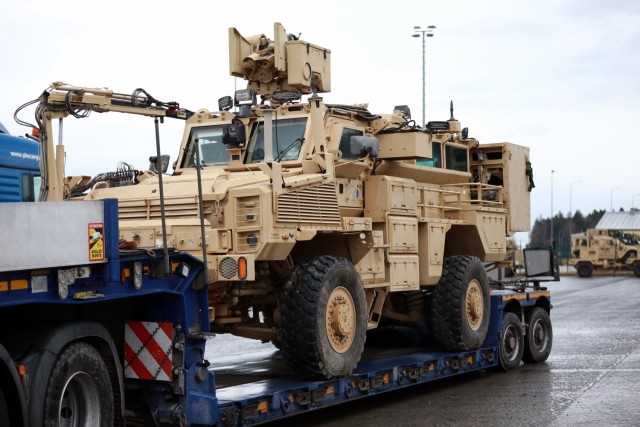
23,23,535,379
570,228,640,277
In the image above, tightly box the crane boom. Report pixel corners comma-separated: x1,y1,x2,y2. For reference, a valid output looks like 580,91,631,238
32,82,192,201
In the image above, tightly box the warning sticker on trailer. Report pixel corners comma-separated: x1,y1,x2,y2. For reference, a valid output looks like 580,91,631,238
88,223,104,261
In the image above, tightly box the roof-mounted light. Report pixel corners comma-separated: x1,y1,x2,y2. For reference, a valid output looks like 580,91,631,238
218,96,233,111
272,90,301,104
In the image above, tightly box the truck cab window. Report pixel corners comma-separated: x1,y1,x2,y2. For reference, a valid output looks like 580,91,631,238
247,118,307,163
445,144,469,172
182,126,229,168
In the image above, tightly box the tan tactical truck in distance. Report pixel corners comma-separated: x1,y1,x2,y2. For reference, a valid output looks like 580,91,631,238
570,228,640,277
24,23,537,379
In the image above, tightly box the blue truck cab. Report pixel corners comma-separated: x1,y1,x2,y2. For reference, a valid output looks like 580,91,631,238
0,122,40,202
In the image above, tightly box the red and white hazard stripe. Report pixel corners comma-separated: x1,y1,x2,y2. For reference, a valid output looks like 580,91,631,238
124,321,173,381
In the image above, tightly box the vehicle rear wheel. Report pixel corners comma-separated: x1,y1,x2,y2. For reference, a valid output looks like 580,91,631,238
430,256,491,351
43,342,113,426
498,312,524,371
633,262,640,278
279,256,367,379
523,307,553,363
576,262,593,278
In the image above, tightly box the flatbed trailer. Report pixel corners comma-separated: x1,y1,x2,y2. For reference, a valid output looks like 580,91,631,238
211,289,551,426
0,199,553,425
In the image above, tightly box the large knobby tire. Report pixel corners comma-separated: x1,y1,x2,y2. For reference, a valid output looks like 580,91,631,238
430,256,491,351
280,256,367,379
633,262,640,278
498,312,524,371
44,342,114,426
523,307,553,363
576,262,593,278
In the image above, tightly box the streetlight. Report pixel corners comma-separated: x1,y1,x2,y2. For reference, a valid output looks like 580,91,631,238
632,193,640,210
412,25,436,128
550,170,555,246
610,186,621,212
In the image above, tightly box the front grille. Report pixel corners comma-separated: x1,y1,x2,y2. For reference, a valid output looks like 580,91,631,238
118,197,212,220
276,183,341,225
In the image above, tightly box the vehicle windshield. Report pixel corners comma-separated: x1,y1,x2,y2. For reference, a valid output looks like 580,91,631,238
182,125,229,168
246,117,307,163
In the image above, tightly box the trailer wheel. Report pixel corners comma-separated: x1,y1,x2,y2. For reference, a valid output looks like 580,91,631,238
633,262,640,278
576,262,593,278
0,387,9,426
498,312,524,371
523,307,553,363
43,342,113,426
280,256,367,379
430,256,490,351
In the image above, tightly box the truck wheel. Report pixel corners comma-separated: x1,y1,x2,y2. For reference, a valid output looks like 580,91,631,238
43,342,114,426
633,262,640,278
498,312,524,371
430,256,491,351
576,262,593,278
523,307,553,363
280,256,367,379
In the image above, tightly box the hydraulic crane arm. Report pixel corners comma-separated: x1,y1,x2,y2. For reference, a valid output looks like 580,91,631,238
28,82,192,201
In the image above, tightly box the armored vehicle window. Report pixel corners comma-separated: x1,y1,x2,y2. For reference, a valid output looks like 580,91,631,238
247,118,307,163
416,141,442,168
338,128,363,160
445,145,468,172
182,126,229,167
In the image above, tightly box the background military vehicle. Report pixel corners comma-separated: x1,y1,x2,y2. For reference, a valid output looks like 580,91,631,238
570,228,640,277
20,23,537,379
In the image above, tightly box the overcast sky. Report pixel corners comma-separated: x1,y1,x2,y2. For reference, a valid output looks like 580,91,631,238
2,0,639,241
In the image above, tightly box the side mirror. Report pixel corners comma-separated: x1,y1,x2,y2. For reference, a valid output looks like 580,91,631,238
149,155,170,174
524,248,560,281
222,121,246,148
350,135,379,158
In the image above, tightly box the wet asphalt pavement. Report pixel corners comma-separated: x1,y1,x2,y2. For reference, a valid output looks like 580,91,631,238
208,274,640,426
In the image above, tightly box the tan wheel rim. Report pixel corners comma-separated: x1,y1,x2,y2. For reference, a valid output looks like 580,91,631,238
466,279,484,331
325,286,356,353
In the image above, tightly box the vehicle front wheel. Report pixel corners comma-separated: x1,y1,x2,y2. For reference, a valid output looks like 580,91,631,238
43,342,114,426
279,256,367,379
523,307,553,363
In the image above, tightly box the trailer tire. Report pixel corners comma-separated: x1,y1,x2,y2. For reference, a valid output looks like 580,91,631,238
430,256,490,351
280,256,367,379
498,312,524,371
633,262,640,278
576,262,593,278
0,387,9,426
43,342,113,426
523,308,553,363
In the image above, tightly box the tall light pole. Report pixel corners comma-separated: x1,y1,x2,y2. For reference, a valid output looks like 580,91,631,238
610,186,621,212
412,25,436,128
550,170,555,246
